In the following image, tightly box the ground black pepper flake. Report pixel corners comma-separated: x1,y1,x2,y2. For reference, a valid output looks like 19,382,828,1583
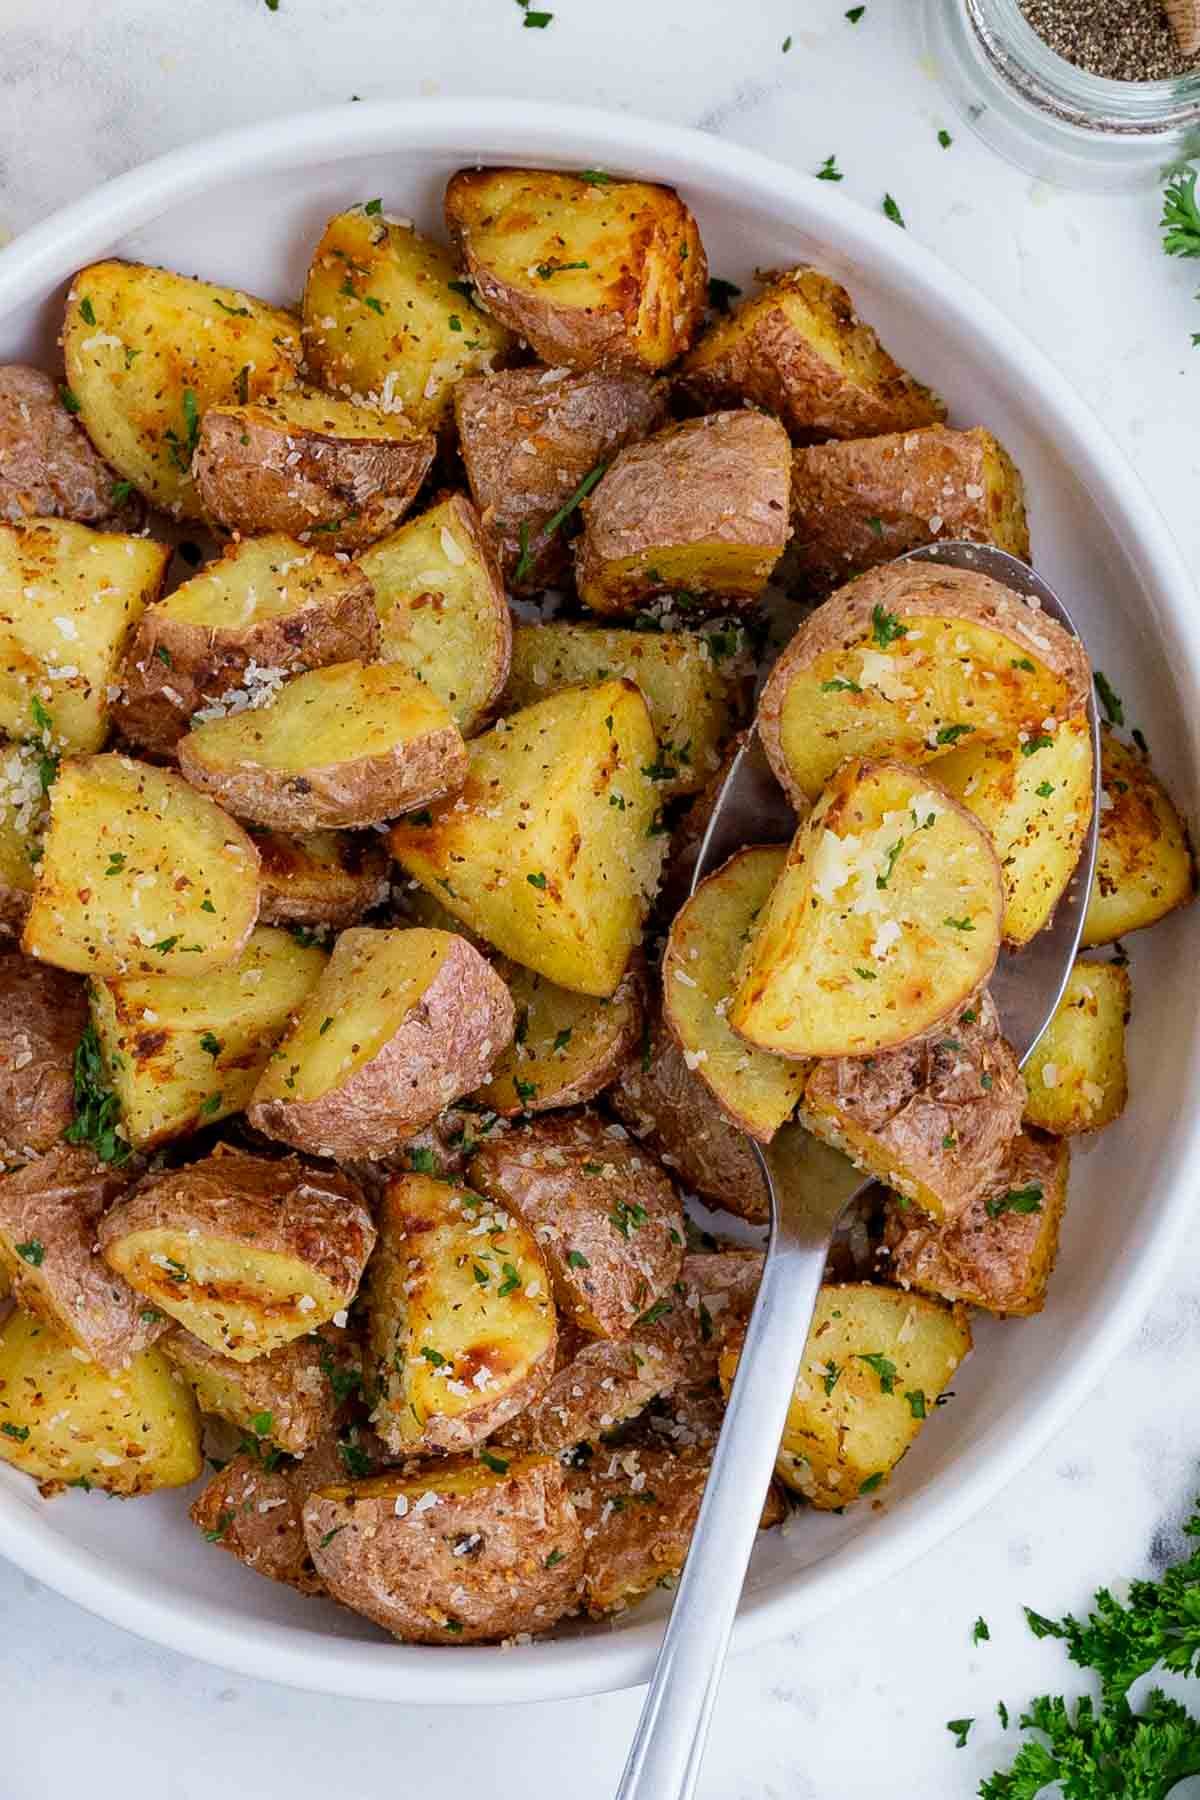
1019,0,1200,80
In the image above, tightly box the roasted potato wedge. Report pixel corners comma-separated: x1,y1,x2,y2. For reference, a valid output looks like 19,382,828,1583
608,1011,771,1222
469,1112,684,1340
801,991,1024,1222
301,206,514,433
720,1282,970,1508
115,534,379,756
883,1128,1068,1317
390,679,663,998
193,385,435,551
935,715,1094,947
0,365,142,528
188,1419,385,1595
98,1148,374,1360
23,753,260,977
254,829,389,929
1083,729,1195,946
444,168,707,373
664,846,809,1142
164,1326,338,1455
0,517,168,752
90,924,327,1150
365,1172,556,1455
178,660,467,831
1022,958,1130,1135
569,1443,711,1616
0,1145,165,1370
494,1332,685,1455
0,740,46,934
0,1308,201,1495
359,493,511,736
574,411,791,616
731,760,1003,1059
679,266,944,443
757,561,1092,806
63,260,301,519
475,957,644,1117
303,1452,584,1643
0,953,88,1168
505,621,743,800
248,926,513,1161
454,366,668,590
787,425,1030,593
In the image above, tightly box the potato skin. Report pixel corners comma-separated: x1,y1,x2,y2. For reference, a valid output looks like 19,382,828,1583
787,425,1030,593
757,561,1092,807
249,929,515,1161
193,389,435,553
679,266,944,443
254,829,390,929
494,1333,684,1455
1083,729,1195,947
116,540,380,757
164,1325,338,1455
0,1145,168,1370
801,991,1025,1222
609,1014,771,1222
97,1148,375,1359
454,366,668,590
469,1112,685,1340
303,1454,584,1643
445,168,707,374
574,411,791,615
477,956,645,1118
883,1128,1068,1316
0,953,88,1169
0,365,142,528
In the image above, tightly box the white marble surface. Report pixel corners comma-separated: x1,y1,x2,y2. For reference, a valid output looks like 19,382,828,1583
1,2,1198,1795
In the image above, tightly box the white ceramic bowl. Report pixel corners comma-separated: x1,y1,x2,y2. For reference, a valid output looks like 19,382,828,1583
0,98,1197,1706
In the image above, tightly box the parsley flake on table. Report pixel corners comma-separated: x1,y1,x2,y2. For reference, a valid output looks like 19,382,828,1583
882,193,906,229
938,128,953,148
973,1615,991,1644
816,154,843,183
946,1717,974,1749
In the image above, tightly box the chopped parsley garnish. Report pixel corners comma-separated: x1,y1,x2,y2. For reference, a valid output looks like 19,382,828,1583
857,1352,898,1394
985,1182,1044,1219
526,871,548,889
816,154,843,183
782,33,793,50
199,1031,223,1058
64,1022,128,1165
318,1346,362,1405
164,388,201,472
535,258,588,278
871,603,907,648
318,1525,347,1549
553,1028,573,1053
636,1297,673,1327
1,1422,30,1442
199,1093,223,1117
337,1436,373,1479
1036,780,1056,798
163,1257,189,1284
859,1472,884,1493
937,128,953,148
420,1346,447,1366
577,168,611,185
479,1450,509,1474
854,967,878,981
104,851,126,876
973,1615,991,1644
822,1359,841,1396
946,1718,973,1749
251,1411,273,1438
58,384,81,414
15,1239,45,1267
944,915,975,932
882,193,906,228
707,276,742,314
906,1389,928,1420
513,1078,538,1107
1022,734,1055,757
845,4,865,17
363,197,383,215
408,1146,439,1175
497,1264,521,1297
567,1250,590,1269
822,677,862,693
111,480,133,504
609,1199,648,1239
866,515,884,537
78,297,96,325
213,297,251,317
936,723,974,746
545,1548,566,1567
875,838,904,891
1094,670,1124,725
152,936,179,954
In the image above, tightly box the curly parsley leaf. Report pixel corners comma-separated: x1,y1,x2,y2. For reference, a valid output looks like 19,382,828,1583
63,1023,128,1165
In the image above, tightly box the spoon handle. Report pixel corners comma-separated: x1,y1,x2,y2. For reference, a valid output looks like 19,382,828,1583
614,1235,828,1800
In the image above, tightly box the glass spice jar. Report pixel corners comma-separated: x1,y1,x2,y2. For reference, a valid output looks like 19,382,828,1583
919,0,1200,189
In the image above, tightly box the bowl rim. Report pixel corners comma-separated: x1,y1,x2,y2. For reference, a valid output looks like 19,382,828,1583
1,94,1198,1706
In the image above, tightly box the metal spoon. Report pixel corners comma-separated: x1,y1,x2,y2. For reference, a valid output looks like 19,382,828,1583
615,542,1101,1800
